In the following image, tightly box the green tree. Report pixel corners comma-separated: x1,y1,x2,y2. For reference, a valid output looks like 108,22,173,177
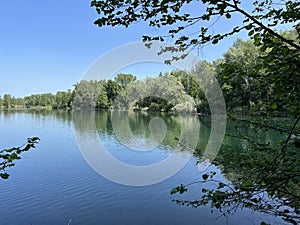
40,93,55,107
96,80,109,109
3,94,12,108
54,91,72,109
116,75,196,112
73,80,99,108
115,73,137,88
13,97,25,107
105,80,120,106
215,38,263,112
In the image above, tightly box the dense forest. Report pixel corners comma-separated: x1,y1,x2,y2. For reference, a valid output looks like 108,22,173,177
1,30,298,117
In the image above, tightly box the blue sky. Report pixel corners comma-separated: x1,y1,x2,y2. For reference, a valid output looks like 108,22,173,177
0,0,277,97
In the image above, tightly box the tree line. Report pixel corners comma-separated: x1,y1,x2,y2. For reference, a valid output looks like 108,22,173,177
1,30,298,117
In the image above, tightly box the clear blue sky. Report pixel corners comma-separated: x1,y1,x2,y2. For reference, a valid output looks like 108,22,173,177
0,0,281,98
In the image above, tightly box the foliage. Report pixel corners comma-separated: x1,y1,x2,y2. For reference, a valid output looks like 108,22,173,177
0,74,135,110
215,38,261,112
171,116,300,224
53,90,73,109
90,0,300,224
115,75,196,112
3,94,13,108
115,73,137,88
0,137,40,179
91,0,300,59
256,29,300,116
170,68,209,113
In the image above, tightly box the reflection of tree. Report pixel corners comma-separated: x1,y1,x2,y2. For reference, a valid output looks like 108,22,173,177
77,110,203,153
109,111,195,150
172,117,300,225
1,108,72,120
94,110,110,134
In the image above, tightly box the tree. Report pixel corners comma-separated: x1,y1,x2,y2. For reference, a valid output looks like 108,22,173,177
115,73,137,88
215,38,263,112
105,80,121,106
96,80,109,109
54,91,72,109
115,75,196,112
3,94,12,108
73,80,98,108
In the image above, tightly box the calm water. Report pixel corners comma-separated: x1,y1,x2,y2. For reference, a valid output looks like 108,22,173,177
0,110,287,225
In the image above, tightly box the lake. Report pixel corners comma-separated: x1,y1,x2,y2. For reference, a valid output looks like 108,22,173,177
0,110,288,225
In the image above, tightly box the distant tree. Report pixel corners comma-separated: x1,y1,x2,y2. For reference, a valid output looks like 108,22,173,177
115,73,137,88
96,81,109,109
117,75,196,112
214,38,262,112
38,93,55,107
73,80,98,108
170,61,214,113
54,91,72,109
105,80,120,106
12,97,25,107
3,94,12,108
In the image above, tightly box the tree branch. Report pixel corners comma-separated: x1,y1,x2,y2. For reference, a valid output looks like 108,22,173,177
222,0,300,51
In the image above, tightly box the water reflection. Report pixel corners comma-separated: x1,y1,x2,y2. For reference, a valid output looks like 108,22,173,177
0,110,291,225
73,110,201,186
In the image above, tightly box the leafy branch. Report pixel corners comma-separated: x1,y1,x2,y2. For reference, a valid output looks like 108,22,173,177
171,136,300,225
91,0,300,59
0,137,40,179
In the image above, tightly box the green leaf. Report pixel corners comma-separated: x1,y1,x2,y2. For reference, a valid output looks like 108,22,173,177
202,174,209,180
244,180,253,187
212,39,218,44
0,173,9,179
170,187,179,195
225,13,231,19
245,24,252,30
271,103,277,110
202,188,208,193
170,184,187,195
